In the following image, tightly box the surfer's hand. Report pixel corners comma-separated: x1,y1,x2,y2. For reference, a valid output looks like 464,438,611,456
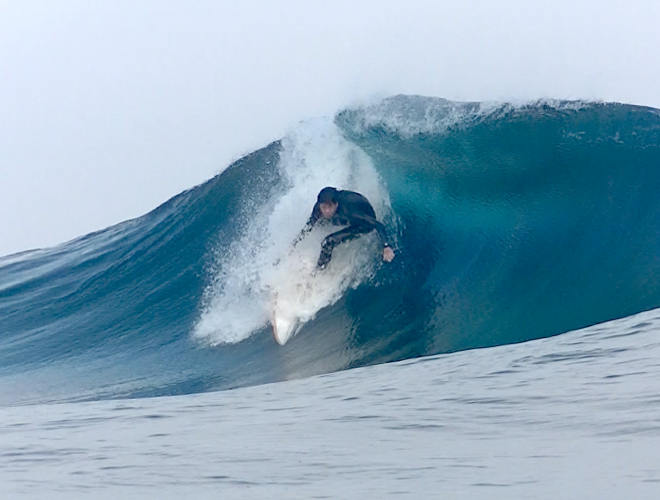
383,246,395,262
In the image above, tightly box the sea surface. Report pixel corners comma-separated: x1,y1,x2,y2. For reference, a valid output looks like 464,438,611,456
1,95,660,497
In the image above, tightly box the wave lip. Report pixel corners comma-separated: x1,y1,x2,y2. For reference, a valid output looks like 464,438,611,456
336,94,598,139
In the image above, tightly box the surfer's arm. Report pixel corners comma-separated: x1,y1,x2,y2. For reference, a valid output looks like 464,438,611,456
292,203,321,247
350,213,395,262
350,213,390,247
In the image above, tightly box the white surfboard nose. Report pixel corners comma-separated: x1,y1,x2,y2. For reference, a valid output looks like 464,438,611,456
272,314,298,345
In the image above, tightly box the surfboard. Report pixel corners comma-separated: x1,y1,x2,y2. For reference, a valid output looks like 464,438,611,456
271,292,299,345
266,230,356,345
268,254,318,346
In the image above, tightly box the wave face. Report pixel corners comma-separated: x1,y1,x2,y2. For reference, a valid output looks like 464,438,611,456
2,95,660,405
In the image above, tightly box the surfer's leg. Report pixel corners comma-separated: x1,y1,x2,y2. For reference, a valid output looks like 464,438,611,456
317,225,372,268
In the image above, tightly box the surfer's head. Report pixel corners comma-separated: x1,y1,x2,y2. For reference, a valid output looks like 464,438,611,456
318,187,339,218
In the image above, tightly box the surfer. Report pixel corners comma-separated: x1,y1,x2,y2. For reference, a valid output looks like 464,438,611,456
294,187,395,269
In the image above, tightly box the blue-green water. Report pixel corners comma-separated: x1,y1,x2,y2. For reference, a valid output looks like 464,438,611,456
2,95,660,497
3,95,660,404
2,308,660,498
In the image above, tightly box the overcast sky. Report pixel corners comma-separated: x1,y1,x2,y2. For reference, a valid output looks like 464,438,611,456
1,0,658,257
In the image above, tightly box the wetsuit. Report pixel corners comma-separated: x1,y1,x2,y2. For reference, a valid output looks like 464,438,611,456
296,190,390,268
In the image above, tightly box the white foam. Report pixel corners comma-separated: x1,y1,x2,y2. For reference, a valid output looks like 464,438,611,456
192,118,392,346
341,95,594,139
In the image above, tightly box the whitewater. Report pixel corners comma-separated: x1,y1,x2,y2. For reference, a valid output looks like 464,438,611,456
1,95,660,497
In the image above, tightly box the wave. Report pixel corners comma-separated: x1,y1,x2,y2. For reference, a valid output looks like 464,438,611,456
2,95,660,405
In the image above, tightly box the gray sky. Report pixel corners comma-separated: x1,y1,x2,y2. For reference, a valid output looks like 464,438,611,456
1,0,658,257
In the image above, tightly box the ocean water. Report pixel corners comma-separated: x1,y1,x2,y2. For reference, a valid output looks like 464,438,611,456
2,95,660,497
2,308,659,498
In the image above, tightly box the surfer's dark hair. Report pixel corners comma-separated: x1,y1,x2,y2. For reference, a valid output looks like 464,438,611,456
317,187,338,204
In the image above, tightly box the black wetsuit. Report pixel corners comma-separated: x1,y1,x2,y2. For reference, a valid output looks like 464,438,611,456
297,190,390,268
